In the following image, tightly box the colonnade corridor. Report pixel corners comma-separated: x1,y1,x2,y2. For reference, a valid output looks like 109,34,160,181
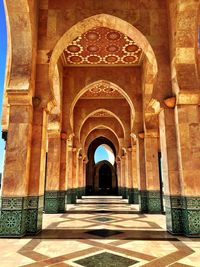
0,196,199,266
0,1,200,266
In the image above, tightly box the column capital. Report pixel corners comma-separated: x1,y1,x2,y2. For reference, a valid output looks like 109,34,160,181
177,91,200,105
7,90,32,106
164,91,200,108
47,130,60,138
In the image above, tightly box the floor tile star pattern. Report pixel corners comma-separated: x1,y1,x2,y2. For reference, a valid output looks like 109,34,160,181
0,197,199,267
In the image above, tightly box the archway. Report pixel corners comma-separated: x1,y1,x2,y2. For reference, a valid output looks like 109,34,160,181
49,14,158,111
94,161,117,195
86,136,117,195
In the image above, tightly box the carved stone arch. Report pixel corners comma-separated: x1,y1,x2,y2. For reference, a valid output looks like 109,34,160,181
79,108,125,141
49,14,158,107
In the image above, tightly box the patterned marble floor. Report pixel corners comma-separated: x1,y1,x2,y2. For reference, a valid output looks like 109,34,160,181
0,201,199,267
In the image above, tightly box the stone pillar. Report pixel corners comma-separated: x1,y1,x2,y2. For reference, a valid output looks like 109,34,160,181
127,148,133,203
137,137,148,212
159,108,181,234
28,105,48,234
116,158,121,195
60,133,67,206
66,141,76,204
144,132,162,213
44,131,65,213
174,103,200,236
132,144,139,203
77,156,84,198
0,94,33,237
121,155,127,198
82,158,87,196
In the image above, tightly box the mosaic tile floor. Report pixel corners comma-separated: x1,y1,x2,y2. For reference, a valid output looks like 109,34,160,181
0,200,200,267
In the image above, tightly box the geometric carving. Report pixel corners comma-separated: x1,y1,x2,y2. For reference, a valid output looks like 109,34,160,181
91,111,113,118
81,81,123,99
64,27,143,66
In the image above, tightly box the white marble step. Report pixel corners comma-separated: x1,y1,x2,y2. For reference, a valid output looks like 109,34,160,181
77,196,128,204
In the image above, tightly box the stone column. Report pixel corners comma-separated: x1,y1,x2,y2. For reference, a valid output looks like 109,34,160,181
60,133,67,207
137,137,147,212
0,93,33,237
44,131,65,213
28,105,48,234
159,108,181,234
77,155,83,198
132,144,139,203
82,158,87,196
116,158,121,195
121,155,127,198
174,103,200,236
66,140,76,204
127,148,133,203
144,132,162,213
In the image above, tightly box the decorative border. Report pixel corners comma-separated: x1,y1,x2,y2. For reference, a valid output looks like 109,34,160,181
0,196,43,237
128,188,139,204
77,187,86,199
139,190,162,213
44,191,66,213
66,188,77,204
165,195,200,236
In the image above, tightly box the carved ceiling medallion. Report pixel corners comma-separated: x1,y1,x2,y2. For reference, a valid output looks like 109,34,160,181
63,27,143,66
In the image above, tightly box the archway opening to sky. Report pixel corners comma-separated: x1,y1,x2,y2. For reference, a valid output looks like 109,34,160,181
94,144,115,165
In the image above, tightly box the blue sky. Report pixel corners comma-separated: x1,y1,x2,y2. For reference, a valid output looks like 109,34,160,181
0,1,6,174
95,146,109,163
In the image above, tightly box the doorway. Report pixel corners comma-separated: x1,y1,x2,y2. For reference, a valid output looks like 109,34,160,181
99,163,112,195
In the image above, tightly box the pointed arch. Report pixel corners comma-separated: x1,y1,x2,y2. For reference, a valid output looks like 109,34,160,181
79,108,125,141
70,80,135,130
49,14,158,104
83,125,120,149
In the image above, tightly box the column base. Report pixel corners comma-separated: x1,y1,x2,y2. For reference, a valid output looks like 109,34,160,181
0,196,43,237
77,187,86,199
44,191,66,213
66,189,77,204
120,187,128,199
165,195,200,236
139,190,162,213
128,188,139,204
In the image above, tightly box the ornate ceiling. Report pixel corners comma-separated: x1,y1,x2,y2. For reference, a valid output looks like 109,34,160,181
91,111,113,118
63,27,143,66
81,81,123,99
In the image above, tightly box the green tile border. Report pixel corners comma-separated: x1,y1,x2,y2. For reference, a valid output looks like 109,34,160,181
66,188,77,204
76,187,86,199
165,195,200,236
0,196,43,237
128,188,139,204
139,190,162,213
44,190,66,213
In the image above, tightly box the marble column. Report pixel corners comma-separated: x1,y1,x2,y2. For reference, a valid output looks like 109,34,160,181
82,158,87,195
116,158,121,195
44,132,65,213
127,148,133,203
159,108,181,234
121,155,127,198
60,134,67,206
137,138,148,212
77,156,85,198
144,133,162,213
130,145,139,204
67,144,77,204
28,106,48,234
174,104,200,236
0,95,33,236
